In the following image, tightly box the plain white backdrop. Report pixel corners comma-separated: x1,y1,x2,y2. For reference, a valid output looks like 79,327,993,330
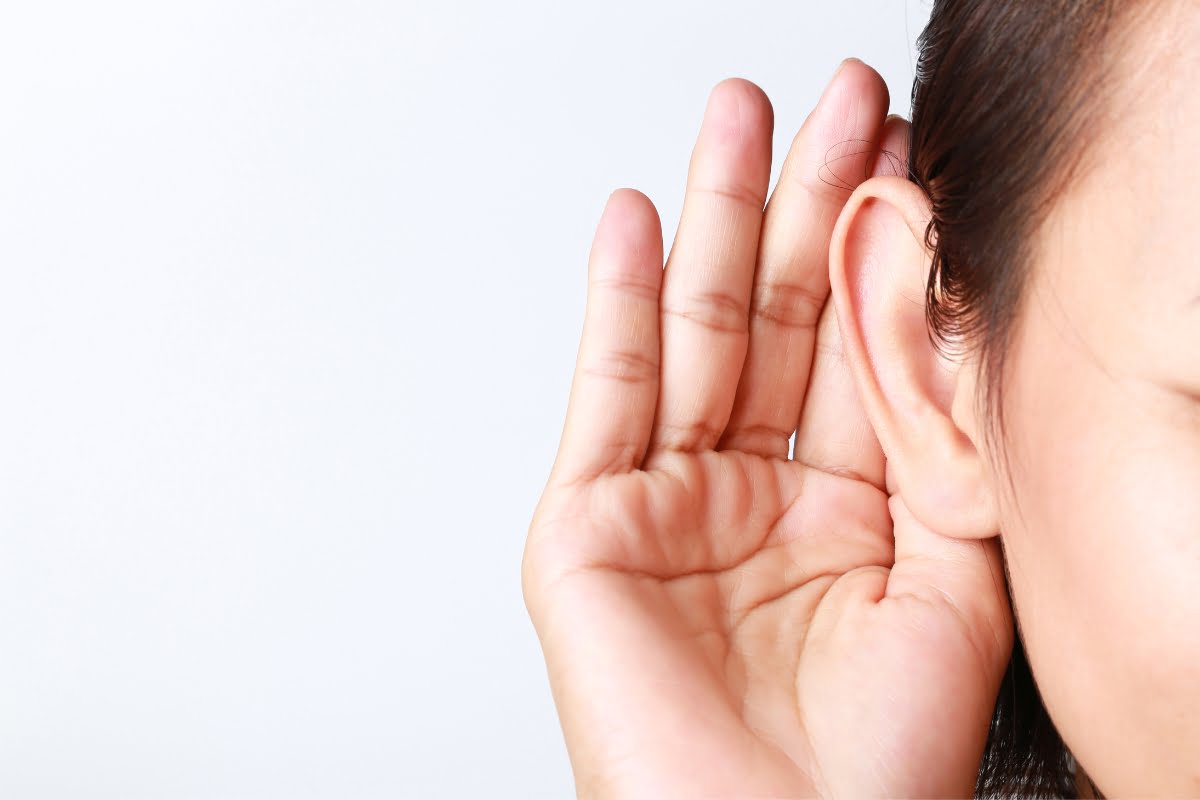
0,2,930,797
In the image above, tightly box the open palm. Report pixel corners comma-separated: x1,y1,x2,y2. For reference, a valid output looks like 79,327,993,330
523,63,1012,799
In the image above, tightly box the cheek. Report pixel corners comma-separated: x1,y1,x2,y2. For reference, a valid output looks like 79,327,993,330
995,321,1200,793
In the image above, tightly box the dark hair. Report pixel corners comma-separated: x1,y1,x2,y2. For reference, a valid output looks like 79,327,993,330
906,1,1170,797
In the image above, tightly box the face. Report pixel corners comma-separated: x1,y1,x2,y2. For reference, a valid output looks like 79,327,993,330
986,8,1200,795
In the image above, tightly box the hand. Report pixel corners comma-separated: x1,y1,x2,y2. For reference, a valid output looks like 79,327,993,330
523,61,1013,799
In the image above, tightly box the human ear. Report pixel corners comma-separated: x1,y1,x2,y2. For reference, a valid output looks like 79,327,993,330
827,176,997,539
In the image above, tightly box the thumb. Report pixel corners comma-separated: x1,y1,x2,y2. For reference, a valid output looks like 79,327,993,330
885,489,1014,677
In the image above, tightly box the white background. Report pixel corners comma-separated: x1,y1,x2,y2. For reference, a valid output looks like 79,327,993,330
0,2,929,797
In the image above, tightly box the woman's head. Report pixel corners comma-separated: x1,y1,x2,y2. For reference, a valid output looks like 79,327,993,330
829,1,1199,796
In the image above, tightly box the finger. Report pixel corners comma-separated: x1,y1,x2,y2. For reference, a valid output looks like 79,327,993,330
885,493,1014,676
718,59,891,459
792,114,911,489
643,78,774,459
548,189,664,488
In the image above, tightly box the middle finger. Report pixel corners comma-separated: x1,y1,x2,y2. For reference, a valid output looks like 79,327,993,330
644,78,775,458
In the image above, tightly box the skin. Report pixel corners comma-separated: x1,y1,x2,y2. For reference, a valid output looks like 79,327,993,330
824,8,1199,796
982,13,1200,794
523,61,1011,799
526,8,1199,795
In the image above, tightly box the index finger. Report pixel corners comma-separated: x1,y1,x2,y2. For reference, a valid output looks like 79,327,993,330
792,113,911,489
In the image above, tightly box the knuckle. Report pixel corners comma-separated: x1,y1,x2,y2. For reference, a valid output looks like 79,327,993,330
589,274,660,304
686,181,765,211
749,278,826,331
719,422,793,459
581,348,659,385
661,288,748,335
652,418,725,452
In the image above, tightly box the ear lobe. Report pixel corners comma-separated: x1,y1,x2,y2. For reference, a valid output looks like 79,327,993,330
828,176,997,539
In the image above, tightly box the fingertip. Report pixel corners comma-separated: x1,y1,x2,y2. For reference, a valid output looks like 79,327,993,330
818,57,889,123
786,58,890,195
872,115,912,178
602,188,662,239
835,57,887,95
607,186,656,213
592,188,664,275
709,77,773,118
702,77,775,147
